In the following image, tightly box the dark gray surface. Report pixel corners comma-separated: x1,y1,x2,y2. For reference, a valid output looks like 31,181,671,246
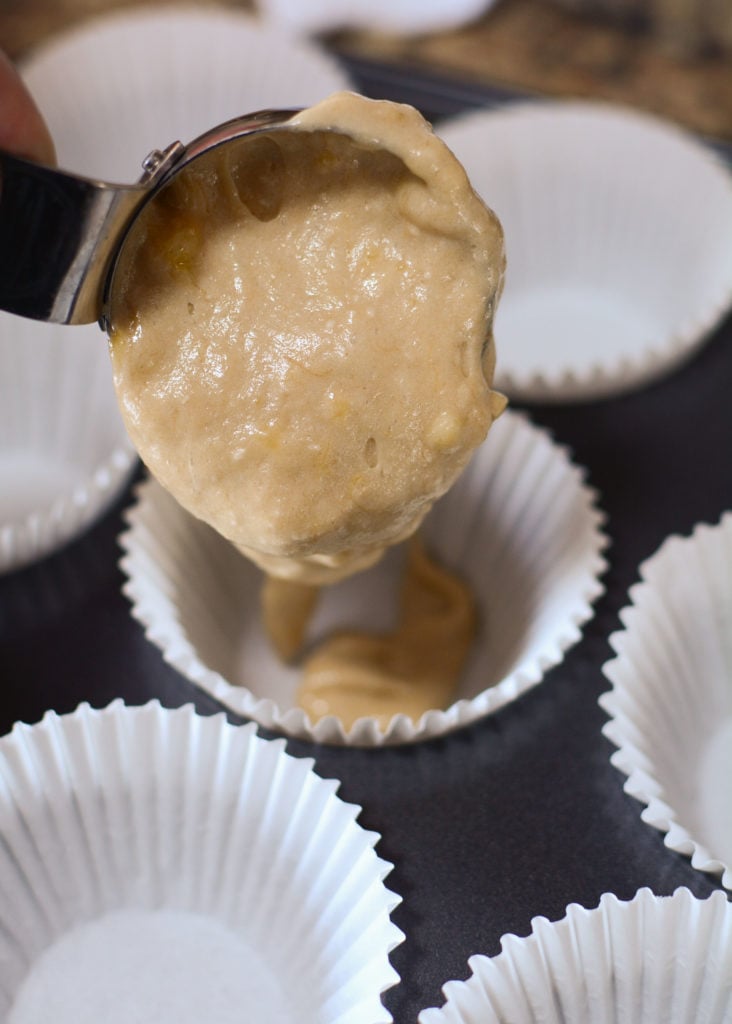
1,64,730,1022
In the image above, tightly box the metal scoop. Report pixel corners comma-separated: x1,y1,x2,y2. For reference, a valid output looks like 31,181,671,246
0,109,297,329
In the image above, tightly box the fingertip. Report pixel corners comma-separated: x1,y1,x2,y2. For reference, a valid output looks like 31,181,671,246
0,49,56,166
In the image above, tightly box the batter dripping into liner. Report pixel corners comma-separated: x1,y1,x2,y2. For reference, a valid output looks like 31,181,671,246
108,91,505,725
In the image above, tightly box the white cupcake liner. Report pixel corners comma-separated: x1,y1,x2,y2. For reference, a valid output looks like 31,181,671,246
119,409,608,746
21,5,352,185
258,0,492,37
438,101,732,403
0,701,402,1023
0,315,136,573
419,887,732,1023
601,513,732,890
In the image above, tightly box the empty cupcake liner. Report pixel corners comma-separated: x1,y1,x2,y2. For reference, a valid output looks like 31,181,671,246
438,100,732,402
0,315,136,573
21,5,352,185
119,409,608,746
419,887,732,1023
258,0,492,37
0,700,402,1024
601,513,732,890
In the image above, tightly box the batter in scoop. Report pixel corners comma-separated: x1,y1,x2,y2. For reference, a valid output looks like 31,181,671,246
108,91,505,586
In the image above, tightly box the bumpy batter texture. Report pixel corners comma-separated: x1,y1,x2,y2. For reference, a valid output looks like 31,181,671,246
109,92,505,584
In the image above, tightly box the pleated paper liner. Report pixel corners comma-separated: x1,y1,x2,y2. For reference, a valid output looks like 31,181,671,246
257,0,494,36
0,701,402,1024
601,513,732,890
419,888,732,1023
21,4,352,184
438,100,732,403
0,316,135,573
119,410,608,746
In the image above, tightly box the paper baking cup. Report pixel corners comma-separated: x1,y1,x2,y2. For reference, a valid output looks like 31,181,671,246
439,101,732,402
0,315,135,573
601,514,732,890
258,0,491,37
419,887,732,1023
119,409,608,746
0,701,402,1024
21,5,352,185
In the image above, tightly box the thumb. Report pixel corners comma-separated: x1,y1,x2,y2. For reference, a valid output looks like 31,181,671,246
0,50,56,166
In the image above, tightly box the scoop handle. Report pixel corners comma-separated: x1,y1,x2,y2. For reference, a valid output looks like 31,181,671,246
0,148,179,326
